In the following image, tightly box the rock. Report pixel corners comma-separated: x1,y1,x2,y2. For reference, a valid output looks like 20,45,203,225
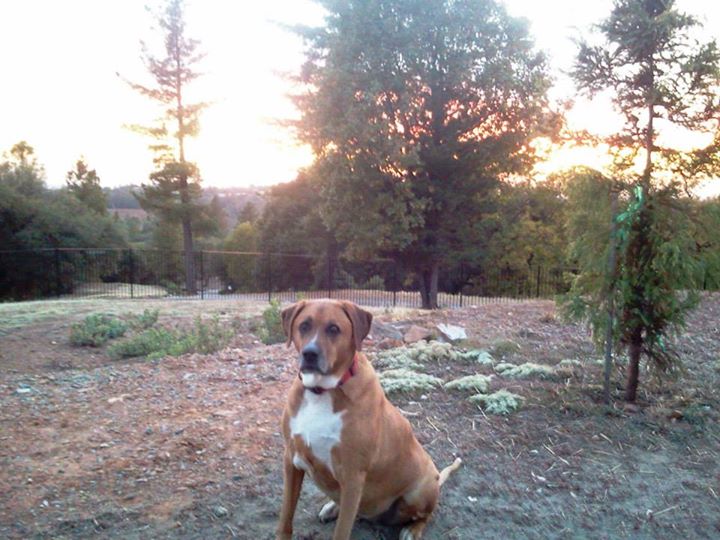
213,505,229,518
370,321,404,341
436,323,467,342
403,325,433,343
376,338,403,350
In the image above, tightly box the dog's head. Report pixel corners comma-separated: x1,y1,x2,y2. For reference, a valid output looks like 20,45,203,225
282,300,372,389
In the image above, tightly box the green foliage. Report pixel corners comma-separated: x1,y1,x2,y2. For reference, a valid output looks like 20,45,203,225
70,314,128,347
66,158,107,214
223,221,259,291
444,374,493,393
293,0,558,308
489,340,521,358
469,390,523,415
257,299,285,345
0,143,127,299
130,308,160,330
378,368,443,394
108,316,231,360
485,180,568,274
568,0,720,400
494,361,556,380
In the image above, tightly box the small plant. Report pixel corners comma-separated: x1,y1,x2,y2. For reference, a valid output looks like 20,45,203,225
457,349,494,365
444,374,493,393
130,308,159,330
70,314,127,347
469,390,523,415
108,316,231,360
495,362,556,379
257,299,285,345
363,274,386,290
378,368,443,394
108,327,177,359
490,340,521,357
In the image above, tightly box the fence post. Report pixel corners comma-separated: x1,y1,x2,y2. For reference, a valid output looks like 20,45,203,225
392,263,397,307
267,252,272,303
327,255,332,298
199,250,205,300
535,266,541,298
129,248,135,299
54,248,61,297
459,262,464,308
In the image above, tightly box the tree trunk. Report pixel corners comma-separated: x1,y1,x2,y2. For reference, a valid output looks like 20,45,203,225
182,217,196,294
179,172,196,294
625,327,642,402
418,263,440,309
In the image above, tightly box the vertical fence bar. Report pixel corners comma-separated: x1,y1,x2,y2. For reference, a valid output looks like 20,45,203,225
459,262,464,308
54,248,61,297
129,248,135,299
267,252,272,303
199,250,205,300
535,266,541,298
327,254,332,298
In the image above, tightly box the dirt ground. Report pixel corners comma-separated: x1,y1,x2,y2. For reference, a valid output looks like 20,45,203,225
1,296,719,539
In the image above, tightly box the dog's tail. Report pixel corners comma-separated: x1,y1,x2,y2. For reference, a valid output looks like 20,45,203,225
438,457,462,487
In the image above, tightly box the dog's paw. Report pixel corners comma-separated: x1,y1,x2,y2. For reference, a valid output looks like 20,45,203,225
318,500,339,523
399,527,416,540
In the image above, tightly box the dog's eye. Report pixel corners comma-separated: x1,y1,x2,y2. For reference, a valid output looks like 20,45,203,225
299,321,311,333
326,324,340,336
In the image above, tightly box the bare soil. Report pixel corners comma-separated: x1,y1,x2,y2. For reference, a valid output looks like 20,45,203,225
1,296,719,539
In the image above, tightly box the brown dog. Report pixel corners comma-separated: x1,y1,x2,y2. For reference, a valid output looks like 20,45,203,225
276,299,461,540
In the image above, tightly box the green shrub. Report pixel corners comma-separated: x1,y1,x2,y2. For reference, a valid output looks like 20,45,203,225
495,362,556,379
378,368,443,394
469,390,523,415
130,308,160,330
257,299,284,345
445,374,493,393
364,275,386,290
490,340,521,357
70,314,127,347
108,316,231,360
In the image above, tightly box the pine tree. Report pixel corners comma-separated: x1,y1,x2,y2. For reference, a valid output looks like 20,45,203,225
568,0,720,401
66,158,107,214
124,0,207,294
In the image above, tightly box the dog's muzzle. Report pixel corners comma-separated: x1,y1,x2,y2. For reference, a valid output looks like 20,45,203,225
300,342,326,373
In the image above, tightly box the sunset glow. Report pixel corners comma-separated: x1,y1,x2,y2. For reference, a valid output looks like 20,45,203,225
0,0,718,193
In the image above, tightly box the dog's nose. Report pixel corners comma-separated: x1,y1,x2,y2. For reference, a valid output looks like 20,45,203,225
301,343,321,372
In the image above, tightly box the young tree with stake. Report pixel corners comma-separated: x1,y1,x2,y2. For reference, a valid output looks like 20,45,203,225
566,0,720,402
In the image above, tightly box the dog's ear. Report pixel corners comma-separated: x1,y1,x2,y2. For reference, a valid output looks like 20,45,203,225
281,301,307,347
340,301,373,351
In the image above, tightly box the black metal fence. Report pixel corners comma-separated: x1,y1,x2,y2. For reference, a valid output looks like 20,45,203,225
0,248,575,307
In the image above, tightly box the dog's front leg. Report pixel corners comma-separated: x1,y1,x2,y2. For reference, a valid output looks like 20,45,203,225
332,471,366,540
276,451,305,540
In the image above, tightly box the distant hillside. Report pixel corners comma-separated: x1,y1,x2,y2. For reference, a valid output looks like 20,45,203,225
105,185,268,224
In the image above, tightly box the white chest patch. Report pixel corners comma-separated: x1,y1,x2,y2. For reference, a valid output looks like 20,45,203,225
290,391,344,476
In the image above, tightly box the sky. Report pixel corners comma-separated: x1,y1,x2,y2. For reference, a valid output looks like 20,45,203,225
0,0,718,193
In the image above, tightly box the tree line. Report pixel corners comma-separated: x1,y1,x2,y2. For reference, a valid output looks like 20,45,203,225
2,0,720,402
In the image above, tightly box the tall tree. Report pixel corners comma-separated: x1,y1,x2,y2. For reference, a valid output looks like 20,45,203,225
293,0,558,308
124,0,207,293
66,158,107,214
568,0,720,401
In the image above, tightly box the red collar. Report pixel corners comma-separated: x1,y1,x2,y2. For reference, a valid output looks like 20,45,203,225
299,353,359,395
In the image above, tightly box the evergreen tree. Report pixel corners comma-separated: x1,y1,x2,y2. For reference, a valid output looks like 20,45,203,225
124,0,207,293
567,0,720,401
66,158,107,214
293,0,558,308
